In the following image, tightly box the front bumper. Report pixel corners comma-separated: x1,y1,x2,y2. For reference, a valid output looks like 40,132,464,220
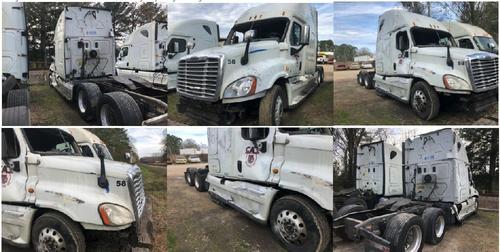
130,196,154,249
458,88,498,112
177,96,250,125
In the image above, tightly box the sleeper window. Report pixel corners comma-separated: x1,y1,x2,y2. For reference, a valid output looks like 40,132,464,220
459,38,474,49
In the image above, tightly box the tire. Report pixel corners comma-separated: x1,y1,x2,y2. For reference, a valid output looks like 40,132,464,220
333,204,366,241
357,73,364,85
270,195,331,252
422,208,446,244
3,106,30,126
259,85,285,126
31,212,86,252
194,172,208,192
6,89,30,108
410,81,440,120
76,83,101,121
3,76,18,97
343,197,368,209
185,169,195,186
384,213,424,252
316,67,324,84
364,74,374,89
97,92,143,126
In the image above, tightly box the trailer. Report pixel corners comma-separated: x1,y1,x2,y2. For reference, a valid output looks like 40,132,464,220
2,2,31,126
176,4,325,125
116,19,219,91
2,128,153,251
333,129,479,252
357,10,498,120
443,21,497,54
49,7,168,125
185,128,333,251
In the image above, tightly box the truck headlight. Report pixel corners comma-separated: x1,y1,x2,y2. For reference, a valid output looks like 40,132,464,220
99,203,134,226
223,76,257,98
443,75,472,90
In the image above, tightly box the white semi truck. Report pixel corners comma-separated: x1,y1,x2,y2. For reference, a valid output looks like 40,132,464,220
49,7,168,125
176,4,325,125
186,128,333,251
2,128,152,251
116,19,220,91
334,129,479,251
444,21,498,54
2,2,31,126
357,10,498,120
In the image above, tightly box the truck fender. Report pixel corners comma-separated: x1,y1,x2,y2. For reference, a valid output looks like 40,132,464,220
268,74,289,107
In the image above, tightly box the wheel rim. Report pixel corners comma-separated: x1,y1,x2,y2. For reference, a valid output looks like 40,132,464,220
275,210,307,245
195,177,199,188
435,215,445,238
100,104,116,126
77,91,87,114
187,175,191,183
404,225,422,252
38,227,67,252
412,90,427,112
274,95,284,126
364,78,369,86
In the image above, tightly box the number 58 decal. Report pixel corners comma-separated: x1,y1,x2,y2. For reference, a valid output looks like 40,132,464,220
116,180,127,187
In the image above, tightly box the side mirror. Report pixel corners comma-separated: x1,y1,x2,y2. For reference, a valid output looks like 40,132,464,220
187,41,195,50
174,42,180,53
232,35,239,44
125,152,131,162
301,25,310,45
2,133,8,159
96,145,105,159
488,42,496,49
244,30,256,42
241,128,269,141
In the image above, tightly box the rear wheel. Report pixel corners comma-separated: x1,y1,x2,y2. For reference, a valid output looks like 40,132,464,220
2,106,30,126
194,172,208,192
32,212,86,252
343,197,367,209
334,204,367,241
316,67,324,84
76,83,101,121
6,89,30,108
270,195,331,252
384,213,424,252
364,74,374,89
422,208,446,244
3,76,18,97
410,81,440,120
97,92,143,126
357,73,364,85
185,168,196,186
259,85,285,126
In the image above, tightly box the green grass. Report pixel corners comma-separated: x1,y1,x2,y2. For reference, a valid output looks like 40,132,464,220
167,231,177,251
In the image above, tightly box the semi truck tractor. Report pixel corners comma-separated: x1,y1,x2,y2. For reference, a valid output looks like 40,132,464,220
176,3,325,125
335,141,403,210
2,128,152,251
444,21,498,54
357,10,498,120
186,128,333,251
116,19,220,91
49,7,168,125
2,2,31,126
334,129,479,251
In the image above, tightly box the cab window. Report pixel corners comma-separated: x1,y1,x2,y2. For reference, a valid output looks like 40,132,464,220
120,47,129,58
80,145,94,157
396,31,409,51
458,38,474,49
24,129,80,155
2,129,20,159
168,38,187,53
290,22,302,46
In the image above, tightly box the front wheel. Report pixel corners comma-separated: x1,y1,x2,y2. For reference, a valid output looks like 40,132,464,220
259,85,285,126
410,81,440,120
269,195,331,252
32,212,86,252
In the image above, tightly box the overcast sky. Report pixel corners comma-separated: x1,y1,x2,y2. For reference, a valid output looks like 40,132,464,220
167,127,209,146
126,128,166,158
168,3,333,41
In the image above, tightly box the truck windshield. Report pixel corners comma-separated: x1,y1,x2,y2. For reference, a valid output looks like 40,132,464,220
279,128,333,135
93,144,114,160
225,18,289,45
473,36,497,53
411,27,456,47
24,129,81,156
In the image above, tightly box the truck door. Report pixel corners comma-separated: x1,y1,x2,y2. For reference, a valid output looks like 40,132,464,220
2,129,28,203
235,128,275,182
393,29,412,75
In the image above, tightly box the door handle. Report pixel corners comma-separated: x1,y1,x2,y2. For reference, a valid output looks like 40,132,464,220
237,161,242,173
393,63,396,71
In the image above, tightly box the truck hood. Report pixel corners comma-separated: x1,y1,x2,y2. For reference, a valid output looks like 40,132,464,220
415,47,497,61
39,155,135,179
188,40,280,60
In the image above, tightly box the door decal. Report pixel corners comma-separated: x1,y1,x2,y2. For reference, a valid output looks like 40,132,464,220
245,146,259,166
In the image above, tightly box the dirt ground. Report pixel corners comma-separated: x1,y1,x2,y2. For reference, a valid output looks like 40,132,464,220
334,210,499,252
333,69,498,125
29,84,89,126
2,164,166,252
166,163,286,252
168,64,333,125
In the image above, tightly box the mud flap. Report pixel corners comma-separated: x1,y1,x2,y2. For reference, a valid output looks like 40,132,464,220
131,197,154,251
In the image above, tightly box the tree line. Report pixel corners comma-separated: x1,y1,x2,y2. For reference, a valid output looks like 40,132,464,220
25,2,167,68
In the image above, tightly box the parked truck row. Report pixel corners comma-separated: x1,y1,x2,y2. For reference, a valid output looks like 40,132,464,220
2,128,152,251
333,129,479,252
356,10,498,121
182,127,334,252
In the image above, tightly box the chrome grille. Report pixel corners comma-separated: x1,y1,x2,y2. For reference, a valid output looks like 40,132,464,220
128,166,146,218
468,56,498,91
177,56,221,101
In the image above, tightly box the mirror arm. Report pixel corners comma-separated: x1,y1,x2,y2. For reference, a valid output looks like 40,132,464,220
241,39,252,65
291,44,306,55
97,154,109,192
